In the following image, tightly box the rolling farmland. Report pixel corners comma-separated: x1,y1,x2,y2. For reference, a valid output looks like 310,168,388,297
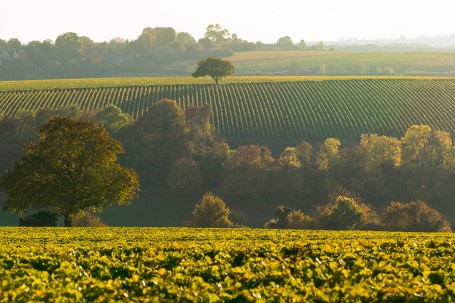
227,51,455,76
1,77,455,143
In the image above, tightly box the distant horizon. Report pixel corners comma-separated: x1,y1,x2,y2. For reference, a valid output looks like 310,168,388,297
3,27,455,46
2,0,454,44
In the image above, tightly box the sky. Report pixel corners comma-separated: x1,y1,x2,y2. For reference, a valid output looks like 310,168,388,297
2,0,454,43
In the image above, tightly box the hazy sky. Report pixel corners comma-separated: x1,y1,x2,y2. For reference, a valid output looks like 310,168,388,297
2,0,454,43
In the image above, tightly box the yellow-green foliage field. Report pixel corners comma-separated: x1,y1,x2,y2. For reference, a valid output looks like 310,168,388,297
2,77,455,143
0,228,454,302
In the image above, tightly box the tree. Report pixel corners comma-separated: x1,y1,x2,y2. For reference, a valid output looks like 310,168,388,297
316,138,341,171
400,125,454,202
55,32,83,64
119,99,188,189
357,134,401,173
131,27,157,62
272,147,305,200
222,145,275,196
153,27,177,48
1,117,139,226
204,24,231,46
186,193,232,227
298,40,307,50
317,195,377,230
192,57,234,85
352,134,402,206
264,205,292,229
166,158,203,193
276,36,294,50
94,104,133,134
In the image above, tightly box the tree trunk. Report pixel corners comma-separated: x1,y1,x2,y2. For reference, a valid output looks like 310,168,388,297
64,213,72,227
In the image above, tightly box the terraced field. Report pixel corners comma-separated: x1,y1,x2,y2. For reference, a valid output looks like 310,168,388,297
1,77,455,143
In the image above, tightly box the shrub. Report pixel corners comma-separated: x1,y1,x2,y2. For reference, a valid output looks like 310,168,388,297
72,211,107,227
317,196,378,230
263,205,292,229
286,210,315,229
186,193,232,227
381,201,451,232
263,206,315,229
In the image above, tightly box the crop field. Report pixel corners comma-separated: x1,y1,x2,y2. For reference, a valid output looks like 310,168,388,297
2,77,455,143
227,51,455,76
0,228,454,302
0,76,431,91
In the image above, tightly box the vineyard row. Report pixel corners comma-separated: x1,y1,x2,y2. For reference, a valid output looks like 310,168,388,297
1,79,455,142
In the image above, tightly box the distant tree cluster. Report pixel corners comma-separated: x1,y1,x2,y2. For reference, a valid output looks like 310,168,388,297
274,36,323,51
0,24,326,80
115,101,454,229
263,194,450,232
1,100,454,230
0,25,254,80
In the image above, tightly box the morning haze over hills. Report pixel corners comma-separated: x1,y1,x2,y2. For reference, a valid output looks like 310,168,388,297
1,24,455,81
2,1,455,300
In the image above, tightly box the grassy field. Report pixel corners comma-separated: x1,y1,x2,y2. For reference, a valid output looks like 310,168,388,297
136,51,455,77
227,51,455,76
0,227,454,302
2,77,455,144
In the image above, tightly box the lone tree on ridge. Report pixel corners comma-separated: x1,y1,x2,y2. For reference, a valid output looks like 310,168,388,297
192,57,234,85
0,117,139,227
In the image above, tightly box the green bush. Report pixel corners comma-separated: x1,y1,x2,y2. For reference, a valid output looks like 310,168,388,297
263,205,292,229
72,211,107,227
286,210,315,229
186,193,232,227
264,206,315,229
317,196,378,230
381,201,451,232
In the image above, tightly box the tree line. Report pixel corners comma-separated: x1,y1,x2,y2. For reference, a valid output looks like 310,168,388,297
185,193,451,232
0,24,319,80
0,100,454,229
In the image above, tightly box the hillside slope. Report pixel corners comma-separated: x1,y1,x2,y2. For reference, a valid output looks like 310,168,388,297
1,77,455,144
227,51,455,76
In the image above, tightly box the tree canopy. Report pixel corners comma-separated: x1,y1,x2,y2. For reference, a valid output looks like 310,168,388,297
192,57,234,85
0,117,139,226
186,193,232,227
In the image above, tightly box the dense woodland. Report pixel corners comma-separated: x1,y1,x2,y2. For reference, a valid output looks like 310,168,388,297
0,100,454,228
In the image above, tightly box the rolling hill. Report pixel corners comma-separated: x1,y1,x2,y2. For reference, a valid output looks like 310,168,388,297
1,76,455,144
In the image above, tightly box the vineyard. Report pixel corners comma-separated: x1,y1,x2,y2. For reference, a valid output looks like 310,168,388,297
2,77,455,143
0,228,454,302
